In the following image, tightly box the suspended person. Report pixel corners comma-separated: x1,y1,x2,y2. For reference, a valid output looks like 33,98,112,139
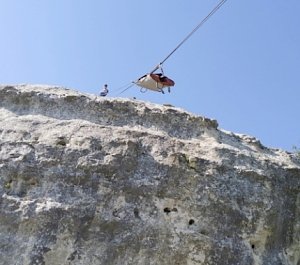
153,73,172,93
100,84,109,97
135,68,175,94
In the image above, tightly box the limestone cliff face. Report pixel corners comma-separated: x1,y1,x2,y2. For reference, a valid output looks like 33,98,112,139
0,85,299,265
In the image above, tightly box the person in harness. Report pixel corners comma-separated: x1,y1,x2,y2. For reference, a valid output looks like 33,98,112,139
100,84,109,96
135,64,175,94
135,73,174,93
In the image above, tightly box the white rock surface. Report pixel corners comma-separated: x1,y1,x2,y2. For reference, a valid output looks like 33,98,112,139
0,85,299,265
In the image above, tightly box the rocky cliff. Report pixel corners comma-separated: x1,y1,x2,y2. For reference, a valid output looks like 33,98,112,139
0,84,299,265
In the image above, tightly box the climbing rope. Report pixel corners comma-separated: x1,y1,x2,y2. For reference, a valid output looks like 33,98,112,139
150,0,228,73
116,83,135,96
114,0,228,95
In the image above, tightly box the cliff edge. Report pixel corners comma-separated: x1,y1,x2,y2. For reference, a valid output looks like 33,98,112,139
0,85,299,265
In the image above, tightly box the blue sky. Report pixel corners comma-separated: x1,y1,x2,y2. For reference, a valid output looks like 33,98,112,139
1,0,299,151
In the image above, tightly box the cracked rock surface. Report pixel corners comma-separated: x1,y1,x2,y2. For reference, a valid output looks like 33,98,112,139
0,85,299,265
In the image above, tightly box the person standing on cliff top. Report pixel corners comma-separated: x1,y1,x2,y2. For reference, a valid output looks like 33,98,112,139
100,84,109,97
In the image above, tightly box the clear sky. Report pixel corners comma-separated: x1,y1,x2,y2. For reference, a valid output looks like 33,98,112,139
1,0,299,151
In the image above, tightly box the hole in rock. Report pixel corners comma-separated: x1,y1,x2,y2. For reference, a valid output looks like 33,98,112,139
163,207,171,214
189,219,195,225
56,136,67,146
134,208,140,218
56,140,67,146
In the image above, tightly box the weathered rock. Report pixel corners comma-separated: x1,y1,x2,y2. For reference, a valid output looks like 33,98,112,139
0,84,299,265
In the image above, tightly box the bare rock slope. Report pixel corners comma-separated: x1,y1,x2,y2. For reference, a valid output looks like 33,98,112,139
0,85,299,265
